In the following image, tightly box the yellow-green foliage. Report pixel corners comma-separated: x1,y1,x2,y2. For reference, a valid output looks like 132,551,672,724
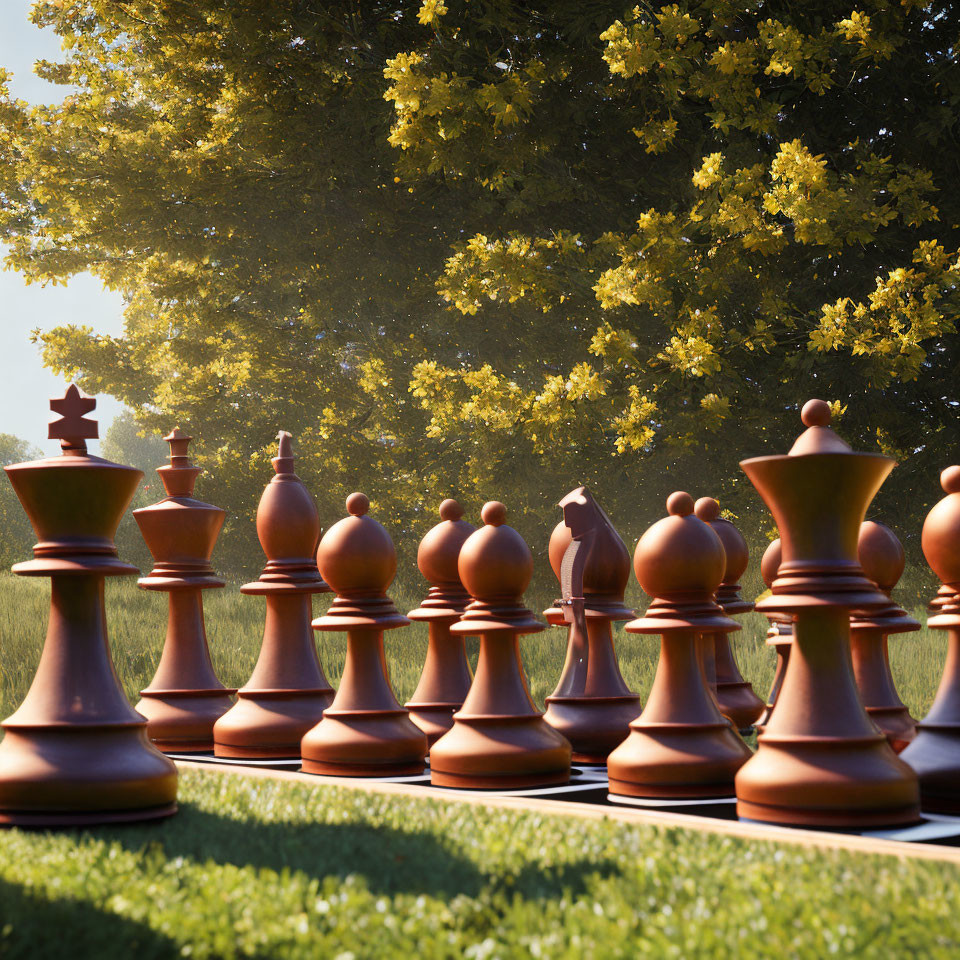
0,2,957,566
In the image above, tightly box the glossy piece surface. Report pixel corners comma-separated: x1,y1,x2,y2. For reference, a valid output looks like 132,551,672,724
405,499,475,746
134,428,234,751
755,539,792,734
542,488,640,762
0,386,178,824
901,468,960,811
213,433,333,758
431,502,571,788
303,493,427,775
736,401,919,827
607,492,751,799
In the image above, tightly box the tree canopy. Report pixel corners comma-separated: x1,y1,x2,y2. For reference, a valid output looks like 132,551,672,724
1,1,958,573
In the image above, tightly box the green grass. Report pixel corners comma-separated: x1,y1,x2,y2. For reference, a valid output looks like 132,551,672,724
0,572,952,958
0,571,946,721
1,767,959,959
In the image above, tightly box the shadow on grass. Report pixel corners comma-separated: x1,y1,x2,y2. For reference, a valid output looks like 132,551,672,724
0,878,179,960
93,802,623,901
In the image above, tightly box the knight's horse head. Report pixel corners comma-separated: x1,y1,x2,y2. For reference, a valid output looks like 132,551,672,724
557,486,615,621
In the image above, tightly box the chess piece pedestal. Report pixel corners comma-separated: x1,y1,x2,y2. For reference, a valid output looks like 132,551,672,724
302,493,427,776
405,500,475,746
694,498,765,731
849,521,919,753
542,507,640,763
608,493,751,799
901,468,960,812
0,386,177,825
214,433,333,758
735,401,919,828
134,428,234,752
430,502,571,788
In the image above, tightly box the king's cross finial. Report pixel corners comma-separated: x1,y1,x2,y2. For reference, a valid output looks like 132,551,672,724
49,384,98,451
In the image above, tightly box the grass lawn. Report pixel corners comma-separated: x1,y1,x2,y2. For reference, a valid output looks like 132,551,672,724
0,766,957,959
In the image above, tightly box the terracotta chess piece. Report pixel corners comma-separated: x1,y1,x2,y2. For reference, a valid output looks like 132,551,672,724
755,539,792,733
213,432,334,758
302,493,428,775
850,521,919,752
607,492,752,799
901,467,960,812
694,497,765,731
0,385,177,825
430,501,572,788
736,399,919,827
404,499,475,746
542,487,641,762
134,427,235,751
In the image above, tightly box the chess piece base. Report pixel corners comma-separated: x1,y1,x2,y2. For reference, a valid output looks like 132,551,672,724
404,702,460,748
901,725,960,813
543,695,642,763
429,715,571,789
136,689,237,754
735,735,921,828
300,709,427,775
715,680,765,730
0,727,179,821
607,723,751,799
213,690,334,759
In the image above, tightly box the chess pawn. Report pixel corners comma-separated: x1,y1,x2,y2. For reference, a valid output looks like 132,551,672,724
302,493,428,775
430,502,572,788
901,467,960,812
405,499,475,746
0,385,177,825
607,492,752,799
850,521,919,752
755,539,792,734
213,432,334,758
694,498,765,731
542,489,641,762
134,428,235,751
736,400,919,827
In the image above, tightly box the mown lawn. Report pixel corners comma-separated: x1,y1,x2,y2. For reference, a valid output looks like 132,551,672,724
0,766,957,959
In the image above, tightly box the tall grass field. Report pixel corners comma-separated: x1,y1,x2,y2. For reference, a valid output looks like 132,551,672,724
0,568,945,722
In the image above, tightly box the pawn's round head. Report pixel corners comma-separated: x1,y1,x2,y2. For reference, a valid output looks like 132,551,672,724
316,492,397,595
760,538,782,590
458,501,532,600
922,467,960,588
633,491,726,599
694,496,748,584
858,521,905,593
417,498,474,586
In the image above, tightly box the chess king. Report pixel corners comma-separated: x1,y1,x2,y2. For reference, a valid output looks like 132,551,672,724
0,385,178,825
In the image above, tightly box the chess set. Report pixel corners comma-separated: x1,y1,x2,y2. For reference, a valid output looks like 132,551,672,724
2,386,960,855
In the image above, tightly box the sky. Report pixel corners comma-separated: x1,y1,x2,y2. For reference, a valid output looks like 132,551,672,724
0,1,123,455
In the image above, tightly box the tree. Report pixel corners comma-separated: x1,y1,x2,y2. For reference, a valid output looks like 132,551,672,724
0,434,43,571
1,1,958,579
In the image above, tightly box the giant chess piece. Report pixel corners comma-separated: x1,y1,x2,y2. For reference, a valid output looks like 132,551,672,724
430,502,572,788
755,538,792,734
0,385,177,825
736,400,919,827
607,492,752,799
901,467,960,812
405,499,475,747
302,493,428,775
850,521,919,752
213,432,334,757
694,498,765,731
134,427,235,751
542,487,641,762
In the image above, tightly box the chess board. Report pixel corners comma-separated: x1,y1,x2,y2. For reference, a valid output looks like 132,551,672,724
170,755,960,858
